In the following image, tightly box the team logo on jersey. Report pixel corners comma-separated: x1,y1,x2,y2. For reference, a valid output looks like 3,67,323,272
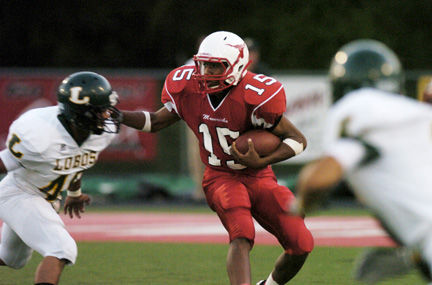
203,114,228,123
54,150,97,171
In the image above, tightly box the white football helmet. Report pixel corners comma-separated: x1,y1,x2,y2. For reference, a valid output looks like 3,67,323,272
193,31,250,93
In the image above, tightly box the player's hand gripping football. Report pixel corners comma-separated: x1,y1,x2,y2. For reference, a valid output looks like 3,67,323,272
231,139,267,169
64,194,91,219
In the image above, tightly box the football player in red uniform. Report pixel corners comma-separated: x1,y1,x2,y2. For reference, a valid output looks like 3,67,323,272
121,31,313,285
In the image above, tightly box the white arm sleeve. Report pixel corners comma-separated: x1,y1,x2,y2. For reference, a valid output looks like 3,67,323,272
0,149,21,171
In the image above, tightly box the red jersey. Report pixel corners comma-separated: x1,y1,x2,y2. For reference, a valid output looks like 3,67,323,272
161,65,286,173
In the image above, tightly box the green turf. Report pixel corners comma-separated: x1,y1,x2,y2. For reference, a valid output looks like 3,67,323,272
0,205,422,284
0,243,425,284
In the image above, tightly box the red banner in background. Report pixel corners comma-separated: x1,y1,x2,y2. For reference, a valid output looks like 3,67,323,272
0,73,159,161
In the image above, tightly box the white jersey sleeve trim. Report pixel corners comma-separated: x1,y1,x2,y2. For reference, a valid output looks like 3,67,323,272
250,85,284,128
324,138,366,172
163,82,180,117
0,149,21,171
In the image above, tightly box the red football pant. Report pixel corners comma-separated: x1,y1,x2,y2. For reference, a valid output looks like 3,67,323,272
202,167,314,255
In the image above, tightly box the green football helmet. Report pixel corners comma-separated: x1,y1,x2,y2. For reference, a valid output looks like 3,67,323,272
57,71,121,135
329,39,404,102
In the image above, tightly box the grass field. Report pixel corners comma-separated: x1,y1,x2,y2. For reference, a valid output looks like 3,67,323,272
0,205,427,284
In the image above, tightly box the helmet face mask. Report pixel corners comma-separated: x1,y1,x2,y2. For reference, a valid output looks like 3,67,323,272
57,71,121,135
329,39,404,102
193,31,250,94
194,59,231,93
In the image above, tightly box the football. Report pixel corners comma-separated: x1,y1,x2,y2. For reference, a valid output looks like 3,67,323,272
233,129,281,156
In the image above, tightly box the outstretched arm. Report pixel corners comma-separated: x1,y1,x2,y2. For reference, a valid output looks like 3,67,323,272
291,156,344,215
121,107,180,132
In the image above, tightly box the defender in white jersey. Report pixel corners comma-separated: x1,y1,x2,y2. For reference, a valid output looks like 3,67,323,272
292,39,432,284
0,71,120,285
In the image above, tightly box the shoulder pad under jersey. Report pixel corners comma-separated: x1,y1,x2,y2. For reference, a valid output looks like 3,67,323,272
237,72,286,115
240,72,285,106
7,107,58,158
164,65,197,96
